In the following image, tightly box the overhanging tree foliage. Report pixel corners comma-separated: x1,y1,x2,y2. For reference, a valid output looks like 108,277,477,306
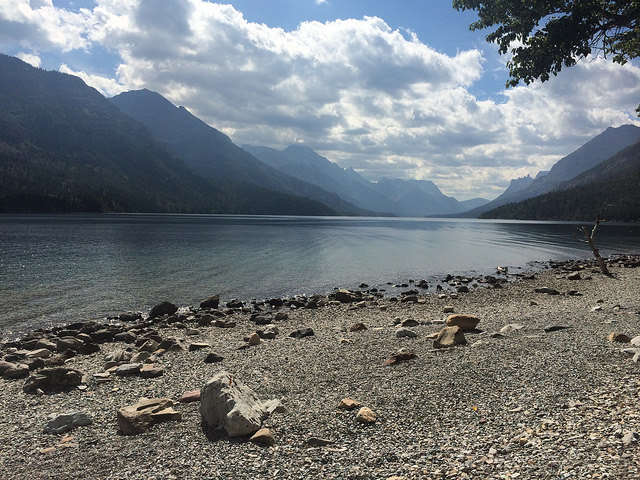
453,0,640,112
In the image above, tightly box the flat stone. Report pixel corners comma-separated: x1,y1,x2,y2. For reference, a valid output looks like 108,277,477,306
189,342,210,351
338,398,361,410
395,328,417,338
249,428,275,446
400,318,419,327
117,398,181,435
2,362,30,380
535,287,560,295
44,411,93,434
304,437,334,447
356,407,377,424
383,350,417,366
630,335,640,347
24,348,52,359
445,314,480,331
114,363,142,376
544,325,569,333
204,352,224,363
349,322,367,332
178,390,201,403
289,328,314,339
500,323,525,333
139,364,164,378
608,332,631,343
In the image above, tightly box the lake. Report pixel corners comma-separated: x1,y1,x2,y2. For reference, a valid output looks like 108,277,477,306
1,214,639,338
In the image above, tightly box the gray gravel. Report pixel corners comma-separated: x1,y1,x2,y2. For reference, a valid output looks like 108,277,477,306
1,263,639,479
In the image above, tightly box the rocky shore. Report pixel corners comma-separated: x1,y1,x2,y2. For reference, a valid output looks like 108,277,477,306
1,255,639,479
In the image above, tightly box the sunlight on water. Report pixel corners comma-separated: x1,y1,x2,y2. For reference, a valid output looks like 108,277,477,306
1,214,639,337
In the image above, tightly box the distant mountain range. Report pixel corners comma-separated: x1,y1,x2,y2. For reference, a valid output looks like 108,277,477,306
244,144,488,216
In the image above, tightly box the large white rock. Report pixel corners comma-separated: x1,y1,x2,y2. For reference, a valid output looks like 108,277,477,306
200,371,270,437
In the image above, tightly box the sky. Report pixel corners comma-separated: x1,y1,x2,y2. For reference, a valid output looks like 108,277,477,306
1,0,639,200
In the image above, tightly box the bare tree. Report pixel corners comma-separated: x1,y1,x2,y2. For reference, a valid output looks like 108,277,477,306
578,204,611,276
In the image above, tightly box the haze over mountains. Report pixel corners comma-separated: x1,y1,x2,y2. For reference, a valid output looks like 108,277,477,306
1,54,639,221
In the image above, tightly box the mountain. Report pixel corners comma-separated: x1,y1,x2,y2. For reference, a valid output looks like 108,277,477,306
0,54,334,215
464,125,640,217
245,144,475,216
480,140,640,222
372,178,463,216
459,197,490,210
110,90,369,215
243,144,398,214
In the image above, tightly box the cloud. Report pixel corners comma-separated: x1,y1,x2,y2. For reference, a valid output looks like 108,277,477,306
1,0,639,200
0,0,91,52
16,51,41,67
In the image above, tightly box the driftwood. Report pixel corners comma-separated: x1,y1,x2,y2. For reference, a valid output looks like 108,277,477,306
578,205,610,276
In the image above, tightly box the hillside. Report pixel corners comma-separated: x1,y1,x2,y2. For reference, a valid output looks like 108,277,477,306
0,55,334,215
480,141,640,222
464,125,640,217
243,144,398,214
110,90,368,216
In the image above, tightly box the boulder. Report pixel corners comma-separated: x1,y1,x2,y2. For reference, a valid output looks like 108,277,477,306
117,398,181,435
149,301,178,319
200,294,220,310
43,411,93,434
247,332,261,346
200,371,276,437
350,322,367,332
23,367,83,393
433,326,467,349
445,314,480,331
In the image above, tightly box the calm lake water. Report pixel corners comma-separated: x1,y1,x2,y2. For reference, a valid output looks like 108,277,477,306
1,214,639,338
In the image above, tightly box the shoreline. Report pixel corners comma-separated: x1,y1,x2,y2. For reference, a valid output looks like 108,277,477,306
1,254,639,479
0,251,608,343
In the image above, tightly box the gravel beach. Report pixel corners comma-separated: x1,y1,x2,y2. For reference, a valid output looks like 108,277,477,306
1,258,639,480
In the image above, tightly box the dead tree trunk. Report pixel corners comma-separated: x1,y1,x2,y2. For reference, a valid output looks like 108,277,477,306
579,205,610,276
